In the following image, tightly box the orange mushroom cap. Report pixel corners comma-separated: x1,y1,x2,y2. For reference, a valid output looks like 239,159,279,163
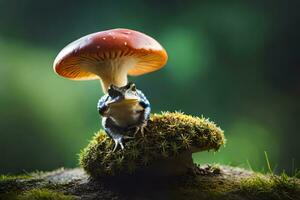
53,28,168,92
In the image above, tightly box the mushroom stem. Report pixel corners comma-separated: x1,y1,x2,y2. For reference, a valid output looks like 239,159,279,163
100,76,127,93
141,151,195,176
93,58,136,93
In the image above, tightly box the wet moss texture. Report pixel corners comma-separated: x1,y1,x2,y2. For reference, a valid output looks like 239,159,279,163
79,112,225,177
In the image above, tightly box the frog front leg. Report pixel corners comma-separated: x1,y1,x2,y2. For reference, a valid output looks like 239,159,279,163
97,95,109,117
102,117,125,151
133,101,151,137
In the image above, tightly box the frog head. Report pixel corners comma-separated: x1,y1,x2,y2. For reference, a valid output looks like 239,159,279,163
107,82,139,106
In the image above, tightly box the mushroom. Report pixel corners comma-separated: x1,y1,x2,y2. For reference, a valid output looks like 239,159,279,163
53,28,168,92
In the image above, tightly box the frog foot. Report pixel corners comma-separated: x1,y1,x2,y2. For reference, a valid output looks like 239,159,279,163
133,122,149,137
112,136,124,152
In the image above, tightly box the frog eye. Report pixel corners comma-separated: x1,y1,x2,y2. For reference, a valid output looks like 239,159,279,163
125,82,132,90
107,87,114,96
108,86,120,97
131,84,136,91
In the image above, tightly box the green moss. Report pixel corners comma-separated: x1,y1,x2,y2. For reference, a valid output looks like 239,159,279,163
19,189,74,200
0,189,75,200
0,193,18,200
0,175,31,182
172,166,300,200
239,172,300,200
79,112,225,177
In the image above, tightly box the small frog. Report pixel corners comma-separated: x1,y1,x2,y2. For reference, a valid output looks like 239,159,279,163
97,82,151,151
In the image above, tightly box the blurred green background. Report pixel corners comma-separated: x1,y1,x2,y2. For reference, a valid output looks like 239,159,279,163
0,0,299,175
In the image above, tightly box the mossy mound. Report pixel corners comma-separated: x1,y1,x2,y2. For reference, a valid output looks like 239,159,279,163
79,112,225,177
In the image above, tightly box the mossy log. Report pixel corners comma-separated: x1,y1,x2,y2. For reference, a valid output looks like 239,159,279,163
1,166,300,200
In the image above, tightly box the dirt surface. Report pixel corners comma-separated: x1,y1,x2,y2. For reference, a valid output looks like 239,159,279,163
1,165,299,200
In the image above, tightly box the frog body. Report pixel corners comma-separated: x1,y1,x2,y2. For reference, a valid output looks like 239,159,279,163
97,82,151,151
